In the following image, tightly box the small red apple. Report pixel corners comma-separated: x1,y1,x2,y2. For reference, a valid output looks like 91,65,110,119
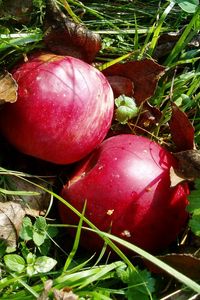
59,134,189,253
0,52,114,164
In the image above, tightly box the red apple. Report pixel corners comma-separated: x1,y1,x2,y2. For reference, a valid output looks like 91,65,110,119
0,52,114,164
59,134,189,253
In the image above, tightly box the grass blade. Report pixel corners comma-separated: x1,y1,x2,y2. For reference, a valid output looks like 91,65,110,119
148,1,176,56
98,231,200,294
0,187,39,196
165,6,200,65
11,273,39,298
62,201,87,272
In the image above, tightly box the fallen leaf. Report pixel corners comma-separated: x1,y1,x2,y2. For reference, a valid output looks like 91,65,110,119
53,289,78,300
8,176,53,216
103,59,165,103
153,31,181,59
103,59,164,133
136,102,162,130
0,71,18,105
0,201,25,248
44,0,101,63
37,280,53,300
154,30,200,60
170,167,187,187
145,253,200,280
0,0,33,24
173,150,200,180
169,103,195,151
106,75,134,98
0,176,52,248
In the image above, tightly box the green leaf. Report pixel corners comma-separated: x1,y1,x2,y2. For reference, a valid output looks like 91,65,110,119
116,264,129,283
47,226,58,238
33,230,46,246
174,0,199,13
115,95,139,124
26,252,36,265
26,252,37,276
189,212,200,236
33,0,46,8
19,216,33,241
4,254,25,273
187,179,200,213
185,179,200,236
33,216,47,246
38,238,51,256
117,266,155,300
34,216,47,231
27,265,36,277
34,256,57,274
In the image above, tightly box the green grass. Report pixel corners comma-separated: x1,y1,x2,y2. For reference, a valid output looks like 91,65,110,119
0,0,200,299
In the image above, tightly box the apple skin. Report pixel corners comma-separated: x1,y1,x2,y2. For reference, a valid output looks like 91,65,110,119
59,134,189,253
0,52,114,164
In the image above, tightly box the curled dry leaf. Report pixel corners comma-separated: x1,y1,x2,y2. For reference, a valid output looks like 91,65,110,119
37,280,53,300
170,149,200,186
103,59,165,103
169,103,195,151
106,75,134,98
104,59,164,132
44,0,101,63
0,201,25,248
0,176,52,248
8,176,52,217
173,150,200,181
0,71,18,105
136,102,162,131
153,31,182,59
53,289,78,300
154,31,200,59
169,103,197,185
170,167,187,187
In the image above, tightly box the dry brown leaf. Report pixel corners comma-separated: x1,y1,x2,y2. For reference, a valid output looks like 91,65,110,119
173,150,200,180
44,0,101,63
154,31,200,60
106,75,134,98
153,31,182,59
8,176,52,216
37,280,53,300
169,103,195,151
170,149,200,186
0,200,25,248
103,59,164,133
0,71,18,105
0,176,52,248
53,289,78,300
170,167,186,187
103,59,165,103
136,102,162,130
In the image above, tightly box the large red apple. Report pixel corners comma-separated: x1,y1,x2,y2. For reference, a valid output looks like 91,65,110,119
59,134,189,253
0,52,114,164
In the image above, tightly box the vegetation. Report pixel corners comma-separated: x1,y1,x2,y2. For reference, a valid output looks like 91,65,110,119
0,0,200,299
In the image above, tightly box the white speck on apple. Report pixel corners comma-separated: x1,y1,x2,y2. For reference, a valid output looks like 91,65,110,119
107,209,114,215
121,230,131,238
